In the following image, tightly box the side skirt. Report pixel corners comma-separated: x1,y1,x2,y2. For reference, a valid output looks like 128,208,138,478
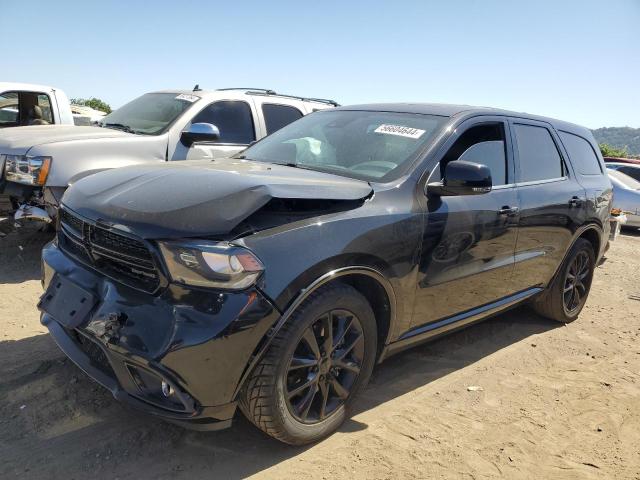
379,287,543,361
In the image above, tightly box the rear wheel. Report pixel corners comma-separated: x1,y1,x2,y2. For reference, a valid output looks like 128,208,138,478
532,238,595,323
239,283,377,445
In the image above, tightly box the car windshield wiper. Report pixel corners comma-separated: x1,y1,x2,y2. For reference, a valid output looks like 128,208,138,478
102,122,138,134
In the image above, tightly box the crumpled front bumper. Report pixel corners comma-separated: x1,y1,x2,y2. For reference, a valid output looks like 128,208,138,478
41,241,281,430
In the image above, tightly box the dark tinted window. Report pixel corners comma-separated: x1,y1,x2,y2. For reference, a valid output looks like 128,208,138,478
441,123,508,185
192,101,255,144
619,166,640,182
262,104,303,134
559,131,602,175
514,124,563,182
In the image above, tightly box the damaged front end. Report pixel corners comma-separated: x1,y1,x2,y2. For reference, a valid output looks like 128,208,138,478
1,153,62,228
39,159,372,429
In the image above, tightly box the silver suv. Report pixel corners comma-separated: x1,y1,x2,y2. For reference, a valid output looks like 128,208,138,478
0,87,337,224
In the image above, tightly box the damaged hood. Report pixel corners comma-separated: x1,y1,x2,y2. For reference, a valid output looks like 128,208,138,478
62,158,373,238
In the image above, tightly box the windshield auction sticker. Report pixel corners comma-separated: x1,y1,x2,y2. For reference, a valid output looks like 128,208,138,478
175,94,200,103
374,124,426,139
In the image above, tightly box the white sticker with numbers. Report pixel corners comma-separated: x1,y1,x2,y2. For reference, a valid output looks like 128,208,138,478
175,94,199,103
374,124,425,139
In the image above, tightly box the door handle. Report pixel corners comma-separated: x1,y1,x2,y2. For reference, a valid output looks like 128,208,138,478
568,196,583,207
498,206,519,216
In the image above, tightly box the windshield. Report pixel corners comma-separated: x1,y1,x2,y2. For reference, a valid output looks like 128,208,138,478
237,110,447,182
99,93,198,135
609,170,640,190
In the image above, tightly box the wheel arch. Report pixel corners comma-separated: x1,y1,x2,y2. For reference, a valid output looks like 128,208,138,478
546,222,604,290
232,266,397,399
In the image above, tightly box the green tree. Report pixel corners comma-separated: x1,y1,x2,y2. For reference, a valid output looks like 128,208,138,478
70,97,112,114
599,143,628,158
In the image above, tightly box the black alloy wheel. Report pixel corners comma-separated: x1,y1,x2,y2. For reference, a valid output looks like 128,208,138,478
563,250,591,314
285,309,364,423
532,237,595,323
239,283,377,445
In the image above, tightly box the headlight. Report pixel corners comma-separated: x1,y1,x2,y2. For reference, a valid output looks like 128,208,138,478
158,240,264,290
4,155,52,185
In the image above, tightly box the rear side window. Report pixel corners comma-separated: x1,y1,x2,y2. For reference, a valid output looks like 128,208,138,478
192,101,255,144
559,131,602,175
262,104,303,134
513,124,563,182
37,94,53,123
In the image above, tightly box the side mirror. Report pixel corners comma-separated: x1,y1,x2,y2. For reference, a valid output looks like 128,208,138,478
180,123,220,147
426,160,492,197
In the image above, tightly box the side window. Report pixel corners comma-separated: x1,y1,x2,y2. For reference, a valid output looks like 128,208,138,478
560,132,602,175
0,91,19,126
191,101,255,144
37,94,53,123
558,131,602,175
262,104,303,135
440,123,508,185
619,166,640,182
513,124,563,182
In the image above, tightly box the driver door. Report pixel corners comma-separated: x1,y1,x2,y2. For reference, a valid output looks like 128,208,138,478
411,117,520,330
175,100,260,160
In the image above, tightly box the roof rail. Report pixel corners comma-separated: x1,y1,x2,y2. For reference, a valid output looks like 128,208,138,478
216,87,339,107
216,87,276,94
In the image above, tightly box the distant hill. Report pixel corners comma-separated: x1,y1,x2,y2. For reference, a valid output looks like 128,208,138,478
592,127,640,156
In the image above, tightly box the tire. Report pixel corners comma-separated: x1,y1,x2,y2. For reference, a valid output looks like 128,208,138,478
532,238,595,323
239,283,377,445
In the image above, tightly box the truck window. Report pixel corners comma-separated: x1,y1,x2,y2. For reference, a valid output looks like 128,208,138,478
37,94,54,124
0,92,19,127
192,101,256,145
262,104,303,135
513,124,564,182
558,131,602,175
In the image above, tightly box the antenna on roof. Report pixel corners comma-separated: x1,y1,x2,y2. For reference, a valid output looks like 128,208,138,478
193,84,201,92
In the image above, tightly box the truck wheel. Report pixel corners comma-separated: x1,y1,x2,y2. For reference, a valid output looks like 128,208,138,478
239,283,377,445
532,238,595,323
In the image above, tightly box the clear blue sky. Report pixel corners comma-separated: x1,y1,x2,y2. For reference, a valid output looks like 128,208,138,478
3,0,639,128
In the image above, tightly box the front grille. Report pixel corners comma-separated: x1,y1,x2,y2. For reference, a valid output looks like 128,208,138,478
58,208,161,293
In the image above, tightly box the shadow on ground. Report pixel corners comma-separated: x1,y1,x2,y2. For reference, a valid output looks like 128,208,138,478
0,306,558,479
0,221,53,284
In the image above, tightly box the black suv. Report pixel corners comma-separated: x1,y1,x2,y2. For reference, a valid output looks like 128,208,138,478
40,104,612,444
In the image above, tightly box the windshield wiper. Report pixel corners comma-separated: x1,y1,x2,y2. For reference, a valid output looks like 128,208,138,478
102,122,137,134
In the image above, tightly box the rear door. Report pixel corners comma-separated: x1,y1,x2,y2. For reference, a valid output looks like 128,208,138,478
412,116,520,327
508,119,587,292
250,97,305,137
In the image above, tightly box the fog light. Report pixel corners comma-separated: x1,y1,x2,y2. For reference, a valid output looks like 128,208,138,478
161,381,173,397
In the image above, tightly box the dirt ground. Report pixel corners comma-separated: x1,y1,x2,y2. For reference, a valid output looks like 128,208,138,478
1,221,639,480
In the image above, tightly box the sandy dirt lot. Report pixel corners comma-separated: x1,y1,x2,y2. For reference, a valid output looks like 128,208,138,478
1,222,639,480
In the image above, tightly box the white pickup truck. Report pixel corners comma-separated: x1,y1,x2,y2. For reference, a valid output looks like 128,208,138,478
0,82,75,128
0,87,337,224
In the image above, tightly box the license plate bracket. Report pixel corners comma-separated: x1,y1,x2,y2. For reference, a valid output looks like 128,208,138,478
38,274,98,328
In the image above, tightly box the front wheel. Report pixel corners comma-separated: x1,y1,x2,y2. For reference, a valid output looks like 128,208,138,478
532,238,595,323
239,283,377,445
